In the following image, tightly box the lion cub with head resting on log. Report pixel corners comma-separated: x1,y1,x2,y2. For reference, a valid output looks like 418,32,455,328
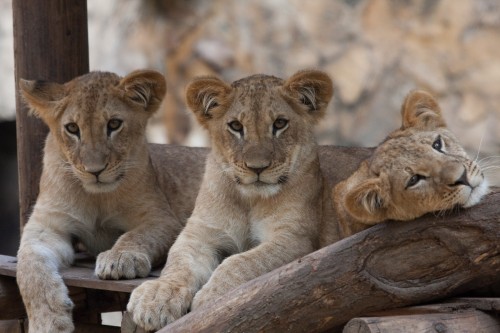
128,70,333,331
331,90,489,239
16,70,206,333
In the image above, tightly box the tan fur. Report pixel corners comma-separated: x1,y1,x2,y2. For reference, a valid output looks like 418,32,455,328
332,90,489,238
16,70,206,333
127,70,334,331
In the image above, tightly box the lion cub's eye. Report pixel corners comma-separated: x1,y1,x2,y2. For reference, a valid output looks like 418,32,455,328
107,119,123,135
432,135,443,152
228,120,243,133
273,118,289,134
406,174,426,188
65,123,80,137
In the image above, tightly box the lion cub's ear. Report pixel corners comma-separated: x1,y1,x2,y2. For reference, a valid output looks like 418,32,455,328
341,162,391,224
19,79,65,121
283,70,334,121
401,90,446,131
118,70,166,114
185,76,232,127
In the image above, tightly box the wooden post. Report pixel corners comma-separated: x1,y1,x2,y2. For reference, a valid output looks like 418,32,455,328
13,0,89,227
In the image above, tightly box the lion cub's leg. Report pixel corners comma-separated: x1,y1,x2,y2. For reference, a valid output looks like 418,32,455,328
191,217,315,310
95,208,182,280
17,214,75,333
127,219,231,331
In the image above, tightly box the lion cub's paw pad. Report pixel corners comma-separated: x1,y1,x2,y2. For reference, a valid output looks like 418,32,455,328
95,250,151,279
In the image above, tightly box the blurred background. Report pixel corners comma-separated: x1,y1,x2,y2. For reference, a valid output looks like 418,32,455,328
1,0,499,255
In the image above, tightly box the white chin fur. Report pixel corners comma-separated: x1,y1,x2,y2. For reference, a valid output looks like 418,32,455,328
237,183,282,198
82,181,120,194
463,179,489,208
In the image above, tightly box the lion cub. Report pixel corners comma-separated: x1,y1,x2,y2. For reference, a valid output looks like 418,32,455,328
332,90,489,238
127,70,334,330
16,70,205,333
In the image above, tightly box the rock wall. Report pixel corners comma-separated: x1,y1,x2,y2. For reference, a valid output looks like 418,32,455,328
156,0,499,164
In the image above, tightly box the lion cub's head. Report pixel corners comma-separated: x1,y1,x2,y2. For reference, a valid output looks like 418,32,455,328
20,70,166,193
336,90,489,226
186,70,333,198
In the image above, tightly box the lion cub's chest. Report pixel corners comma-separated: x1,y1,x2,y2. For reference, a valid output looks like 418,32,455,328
244,204,281,247
69,201,134,255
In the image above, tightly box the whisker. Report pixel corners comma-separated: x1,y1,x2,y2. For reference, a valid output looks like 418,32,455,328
474,133,485,162
478,155,500,164
482,166,500,172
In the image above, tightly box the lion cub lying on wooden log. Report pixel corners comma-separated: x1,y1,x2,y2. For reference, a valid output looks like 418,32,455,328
330,90,489,239
16,70,206,333
127,70,334,331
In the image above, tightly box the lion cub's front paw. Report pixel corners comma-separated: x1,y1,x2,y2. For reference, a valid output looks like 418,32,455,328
95,250,151,279
127,279,193,331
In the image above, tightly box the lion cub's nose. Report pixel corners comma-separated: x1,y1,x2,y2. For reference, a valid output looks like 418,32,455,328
248,166,267,175
245,162,270,175
452,169,471,188
85,164,107,177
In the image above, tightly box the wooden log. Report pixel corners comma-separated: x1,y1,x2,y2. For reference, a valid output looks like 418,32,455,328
343,310,500,333
0,276,25,320
445,297,500,313
344,298,500,332
365,298,500,317
13,0,89,227
160,190,500,333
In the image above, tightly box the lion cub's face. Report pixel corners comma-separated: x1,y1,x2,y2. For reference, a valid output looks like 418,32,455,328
341,90,488,224
186,70,333,198
20,70,166,193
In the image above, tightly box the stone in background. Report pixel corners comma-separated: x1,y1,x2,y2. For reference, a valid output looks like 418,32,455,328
150,0,499,169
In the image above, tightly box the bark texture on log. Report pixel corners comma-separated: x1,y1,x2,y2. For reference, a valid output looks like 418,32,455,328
160,190,500,333
13,0,89,227
343,310,500,333
344,298,500,332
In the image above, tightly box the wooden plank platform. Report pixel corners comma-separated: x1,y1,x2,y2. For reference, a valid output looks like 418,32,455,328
0,255,160,293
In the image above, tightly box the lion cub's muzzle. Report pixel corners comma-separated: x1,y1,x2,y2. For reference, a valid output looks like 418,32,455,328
77,161,124,193
445,159,487,208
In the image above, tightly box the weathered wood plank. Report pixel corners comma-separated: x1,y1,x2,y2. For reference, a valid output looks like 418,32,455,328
13,0,89,227
60,266,153,293
0,255,17,278
0,255,156,293
160,189,500,333
343,310,500,333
